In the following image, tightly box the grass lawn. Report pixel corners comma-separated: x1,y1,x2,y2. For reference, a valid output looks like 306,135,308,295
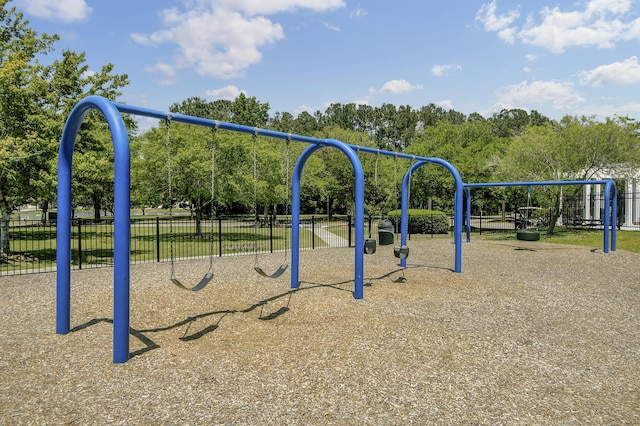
476,229,640,253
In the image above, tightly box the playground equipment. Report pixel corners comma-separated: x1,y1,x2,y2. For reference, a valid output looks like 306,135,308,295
251,131,290,278
362,152,379,255
56,96,464,363
464,181,618,251
516,185,541,241
392,154,410,260
164,116,216,291
364,218,377,254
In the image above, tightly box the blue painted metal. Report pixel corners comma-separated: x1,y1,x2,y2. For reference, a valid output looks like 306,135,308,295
463,180,617,253
291,141,366,299
57,96,131,363
56,95,465,363
398,160,464,271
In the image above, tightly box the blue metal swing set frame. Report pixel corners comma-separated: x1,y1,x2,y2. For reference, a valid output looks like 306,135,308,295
56,96,616,363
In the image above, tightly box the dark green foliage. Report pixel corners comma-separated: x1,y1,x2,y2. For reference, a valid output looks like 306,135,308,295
387,209,450,234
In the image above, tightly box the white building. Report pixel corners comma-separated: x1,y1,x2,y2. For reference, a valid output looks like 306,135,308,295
583,170,640,230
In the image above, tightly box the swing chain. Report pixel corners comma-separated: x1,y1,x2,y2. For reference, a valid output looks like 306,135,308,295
283,135,291,256
165,114,176,281
207,124,218,273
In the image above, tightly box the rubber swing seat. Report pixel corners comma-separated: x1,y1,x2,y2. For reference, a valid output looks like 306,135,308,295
516,229,540,241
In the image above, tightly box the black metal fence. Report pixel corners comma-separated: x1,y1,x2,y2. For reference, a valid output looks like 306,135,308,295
3,202,638,276
0,215,354,276
467,192,640,234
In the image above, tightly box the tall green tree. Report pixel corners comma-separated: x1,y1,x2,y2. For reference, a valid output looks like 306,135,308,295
0,3,57,253
409,120,507,212
497,116,639,233
0,2,129,254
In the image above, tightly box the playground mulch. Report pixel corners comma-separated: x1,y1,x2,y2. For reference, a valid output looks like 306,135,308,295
1,237,639,424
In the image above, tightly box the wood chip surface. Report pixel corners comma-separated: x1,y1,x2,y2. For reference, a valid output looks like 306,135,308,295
1,238,639,424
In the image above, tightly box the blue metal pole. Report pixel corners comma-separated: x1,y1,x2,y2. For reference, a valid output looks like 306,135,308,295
399,159,463,272
291,141,365,298
604,182,610,253
56,104,80,336
291,145,321,290
609,182,617,251
56,96,131,364
603,180,618,253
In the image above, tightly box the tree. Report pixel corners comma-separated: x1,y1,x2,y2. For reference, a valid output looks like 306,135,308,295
409,120,508,212
0,2,129,254
230,93,269,127
0,3,57,253
496,116,639,233
50,51,129,220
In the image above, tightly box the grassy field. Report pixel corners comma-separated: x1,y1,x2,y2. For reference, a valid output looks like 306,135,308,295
476,229,640,253
2,219,322,273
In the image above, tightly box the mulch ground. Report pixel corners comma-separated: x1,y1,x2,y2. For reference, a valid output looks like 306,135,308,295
1,237,639,425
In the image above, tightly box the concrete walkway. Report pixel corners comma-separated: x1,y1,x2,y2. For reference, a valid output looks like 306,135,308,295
307,225,350,248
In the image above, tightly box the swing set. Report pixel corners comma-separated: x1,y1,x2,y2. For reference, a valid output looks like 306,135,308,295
56,95,465,363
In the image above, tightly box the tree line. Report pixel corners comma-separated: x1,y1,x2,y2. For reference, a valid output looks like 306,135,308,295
1,0,639,253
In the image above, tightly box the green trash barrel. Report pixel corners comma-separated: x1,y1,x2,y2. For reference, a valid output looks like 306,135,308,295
378,219,395,246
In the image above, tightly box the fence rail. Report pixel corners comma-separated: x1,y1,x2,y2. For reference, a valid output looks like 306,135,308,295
1,215,354,276
2,208,638,277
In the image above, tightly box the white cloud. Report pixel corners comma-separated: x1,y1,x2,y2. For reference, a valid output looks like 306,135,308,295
477,0,640,53
131,8,284,80
212,0,345,16
497,80,585,110
131,1,345,81
376,80,424,94
437,100,454,110
205,85,246,100
431,64,462,77
579,56,640,86
475,0,519,43
476,0,519,32
15,0,92,22
144,63,178,85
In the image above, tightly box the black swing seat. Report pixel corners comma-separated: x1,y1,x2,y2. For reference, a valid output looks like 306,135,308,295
255,262,289,279
364,238,377,254
393,245,409,260
171,271,213,292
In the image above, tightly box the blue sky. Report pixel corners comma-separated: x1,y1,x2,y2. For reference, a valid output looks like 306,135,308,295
14,0,640,130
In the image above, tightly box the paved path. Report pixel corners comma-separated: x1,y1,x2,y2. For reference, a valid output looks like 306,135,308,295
307,225,349,247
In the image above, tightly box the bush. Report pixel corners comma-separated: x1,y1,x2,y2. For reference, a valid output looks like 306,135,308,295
387,209,450,234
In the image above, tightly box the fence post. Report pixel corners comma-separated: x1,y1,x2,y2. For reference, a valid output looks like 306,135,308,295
156,217,160,263
218,217,222,257
77,219,82,270
348,215,352,247
311,215,315,249
269,215,274,253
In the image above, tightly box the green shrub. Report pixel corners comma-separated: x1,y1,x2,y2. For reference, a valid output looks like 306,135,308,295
387,209,450,234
